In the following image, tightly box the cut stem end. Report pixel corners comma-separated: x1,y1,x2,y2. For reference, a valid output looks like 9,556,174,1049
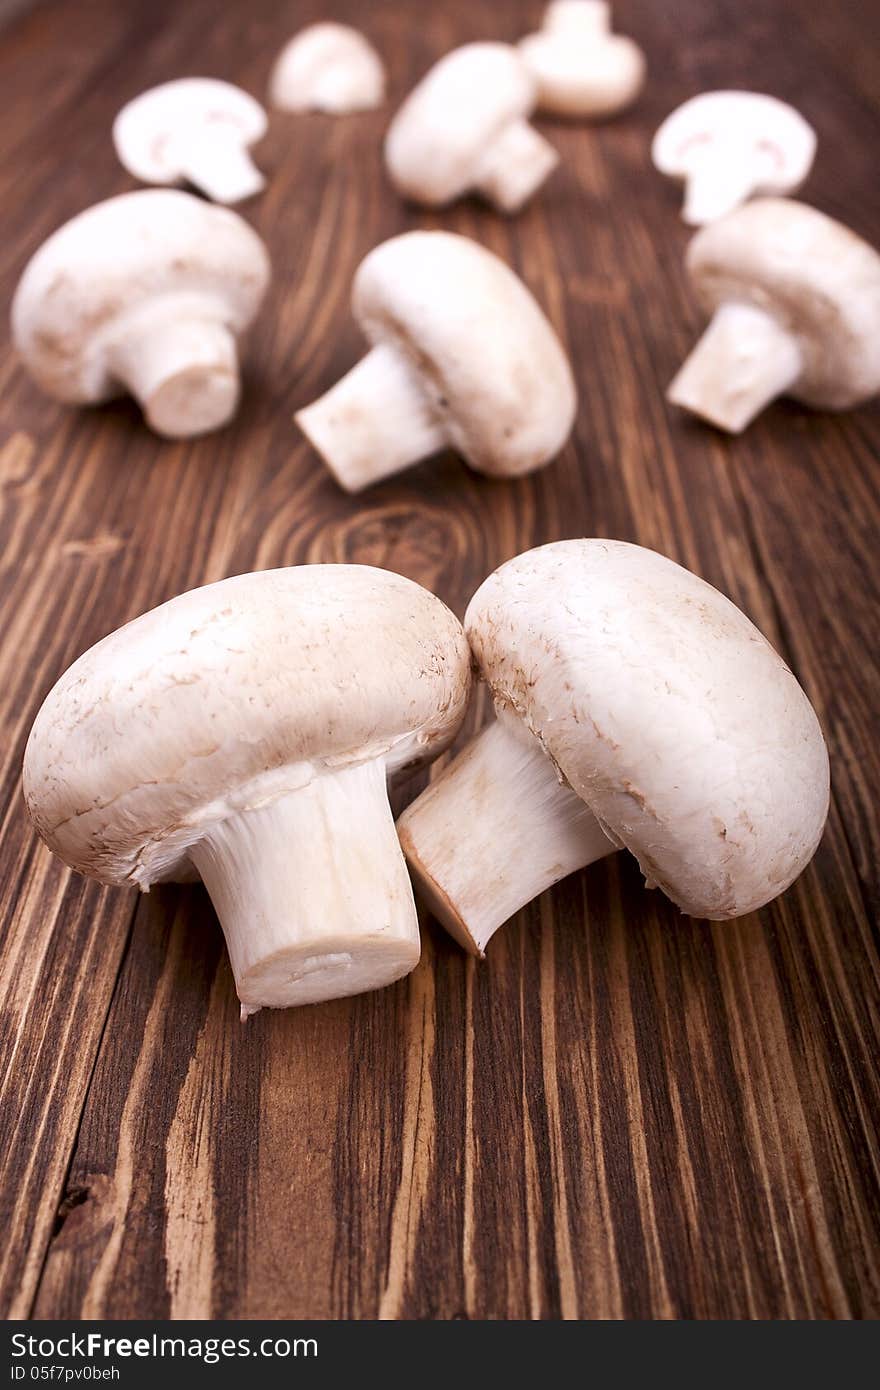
397,713,615,954
295,342,446,491
475,118,559,213
668,300,803,433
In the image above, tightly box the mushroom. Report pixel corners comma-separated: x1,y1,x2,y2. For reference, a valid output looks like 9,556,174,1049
23,565,472,1017
269,22,385,113
397,540,829,956
651,91,816,225
113,78,268,204
518,1,645,119
11,189,270,439
295,230,576,491
668,197,880,433
384,42,558,213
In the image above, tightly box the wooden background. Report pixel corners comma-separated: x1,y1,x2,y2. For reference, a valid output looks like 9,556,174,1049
1,0,878,1321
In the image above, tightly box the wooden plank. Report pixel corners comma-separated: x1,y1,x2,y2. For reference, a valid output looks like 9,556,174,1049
0,0,876,1319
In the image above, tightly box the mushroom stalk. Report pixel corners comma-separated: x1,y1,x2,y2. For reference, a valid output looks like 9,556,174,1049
668,300,803,432
295,342,447,491
176,134,265,204
107,306,240,438
397,713,615,955
682,152,761,226
189,758,420,1017
474,119,559,213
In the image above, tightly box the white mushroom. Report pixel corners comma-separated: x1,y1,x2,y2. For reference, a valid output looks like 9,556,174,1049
23,565,472,1017
668,197,880,433
295,230,576,491
518,1,645,119
269,22,385,113
11,190,270,439
384,42,558,213
113,78,267,204
398,540,829,956
652,91,816,225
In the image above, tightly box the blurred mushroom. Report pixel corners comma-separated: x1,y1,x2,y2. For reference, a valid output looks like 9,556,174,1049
384,42,558,212
114,78,267,204
11,190,270,439
652,91,816,225
23,565,472,1017
519,1,645,119
398,539,829,956
295,230,576,490
669,197,880,432
269,22,385,112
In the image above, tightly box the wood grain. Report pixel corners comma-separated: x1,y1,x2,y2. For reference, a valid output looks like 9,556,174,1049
1,0,879,1320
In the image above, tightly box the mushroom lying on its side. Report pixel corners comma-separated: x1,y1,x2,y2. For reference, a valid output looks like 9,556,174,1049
669,198,880,433
519,1,645,119
23,566,472,1017
11,190,268,436
269,22,385,113
398,540,829,957
385,43,558,213
295,230,577,491
652,91,816,225
114,78,268,204
11,191,270,439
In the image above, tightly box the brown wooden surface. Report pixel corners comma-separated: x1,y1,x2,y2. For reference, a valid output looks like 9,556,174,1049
1,0,879,1321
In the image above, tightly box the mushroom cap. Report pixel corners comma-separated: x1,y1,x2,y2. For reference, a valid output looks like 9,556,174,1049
385,43,538,205
685,197,880,408
113,78,267,185
269,22,385,112
352,230,577,477
23,565,471,888
652,91,815,189
465,539,829,919
11,190,269,405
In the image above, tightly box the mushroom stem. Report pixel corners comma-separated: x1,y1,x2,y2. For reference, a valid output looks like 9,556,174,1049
107,307,241,439
175,134,265,204
475,118,559,213
189,758,421,1016
681,154,760,226
668,300,803,432
397,713,615,956
295,342,447,491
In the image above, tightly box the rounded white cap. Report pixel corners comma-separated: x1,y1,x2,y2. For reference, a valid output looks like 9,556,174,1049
23,565,472,888
269,22,385,112
385,43,541,206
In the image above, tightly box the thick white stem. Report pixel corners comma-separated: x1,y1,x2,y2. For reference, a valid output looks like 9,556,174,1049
681,149,759,225
475,118,559,213
107,308,240,438
668,300,803,433
295,342,447,492
189,759,420,1016
176,134,265,204
545,1,611,36
397,713,615,956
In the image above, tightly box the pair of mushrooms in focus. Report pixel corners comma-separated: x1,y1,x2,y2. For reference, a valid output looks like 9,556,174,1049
25,541,830,1020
